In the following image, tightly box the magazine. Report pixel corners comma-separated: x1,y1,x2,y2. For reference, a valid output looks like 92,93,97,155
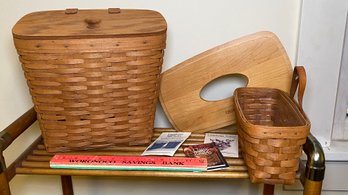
142,132,191,156
182,143,228,171
204,133,238,158
50,154,207,172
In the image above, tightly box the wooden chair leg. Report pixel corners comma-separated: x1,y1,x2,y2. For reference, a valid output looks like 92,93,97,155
0,172,11,195
61,175,73,195
263,184,274,195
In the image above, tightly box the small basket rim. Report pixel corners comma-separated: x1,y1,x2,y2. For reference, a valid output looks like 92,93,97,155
233,87,311,139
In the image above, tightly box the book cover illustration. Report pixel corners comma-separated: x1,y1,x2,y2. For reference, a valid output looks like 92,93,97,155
204,133,239,158
182,142,229,171
50,154,207,172
142,132,191,156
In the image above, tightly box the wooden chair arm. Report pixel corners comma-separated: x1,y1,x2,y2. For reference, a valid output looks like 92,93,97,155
0,107,36,194
301,133,326,195
0,107,37,154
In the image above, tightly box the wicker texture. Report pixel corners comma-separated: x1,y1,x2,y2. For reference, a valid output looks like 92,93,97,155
14,33,166,152
233,67,310,185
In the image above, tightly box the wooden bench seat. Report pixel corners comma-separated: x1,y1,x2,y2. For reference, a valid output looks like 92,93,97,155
15,128,248,179
0,108,325,195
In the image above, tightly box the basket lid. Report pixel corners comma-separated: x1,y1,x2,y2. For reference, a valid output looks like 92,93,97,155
12,8,167,39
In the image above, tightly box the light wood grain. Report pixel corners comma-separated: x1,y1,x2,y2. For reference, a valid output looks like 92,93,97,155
12,9,167,39
159,31,293,133
16,167,249,179
15,128,249,180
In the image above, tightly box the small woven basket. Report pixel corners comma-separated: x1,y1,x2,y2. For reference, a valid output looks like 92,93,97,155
233,66,310,185
12,9,167,152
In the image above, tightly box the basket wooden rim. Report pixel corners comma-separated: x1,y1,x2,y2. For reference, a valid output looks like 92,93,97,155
233,87,310,139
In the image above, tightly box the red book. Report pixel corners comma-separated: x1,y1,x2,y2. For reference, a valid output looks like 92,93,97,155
50,154,207,172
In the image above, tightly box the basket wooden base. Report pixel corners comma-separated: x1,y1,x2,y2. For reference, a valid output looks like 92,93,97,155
239,128,305,184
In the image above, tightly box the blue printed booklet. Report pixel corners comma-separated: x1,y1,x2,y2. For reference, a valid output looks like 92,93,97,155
142,132,191,156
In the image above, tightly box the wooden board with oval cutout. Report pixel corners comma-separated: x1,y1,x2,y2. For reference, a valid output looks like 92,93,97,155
159,31,293,133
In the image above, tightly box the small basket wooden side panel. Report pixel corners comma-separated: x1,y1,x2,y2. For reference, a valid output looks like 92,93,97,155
233,87,310,185
14,34,166,152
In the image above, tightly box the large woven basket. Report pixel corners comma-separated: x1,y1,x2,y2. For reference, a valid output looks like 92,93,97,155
233,66,310,185
12,8,167,152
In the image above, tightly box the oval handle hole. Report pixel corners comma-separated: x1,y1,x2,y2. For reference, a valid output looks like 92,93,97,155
200,74,248,102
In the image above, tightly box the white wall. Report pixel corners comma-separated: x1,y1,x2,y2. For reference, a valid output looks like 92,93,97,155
297,0,348,147
294,0,348,193
1,0,302,194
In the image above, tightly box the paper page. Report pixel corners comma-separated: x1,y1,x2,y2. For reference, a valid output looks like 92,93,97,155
142,132,191,156
204,133,238,158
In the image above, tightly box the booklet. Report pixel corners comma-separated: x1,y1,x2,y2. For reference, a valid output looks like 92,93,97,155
142,132,191,156
204,133,238,158
182,142,228,171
